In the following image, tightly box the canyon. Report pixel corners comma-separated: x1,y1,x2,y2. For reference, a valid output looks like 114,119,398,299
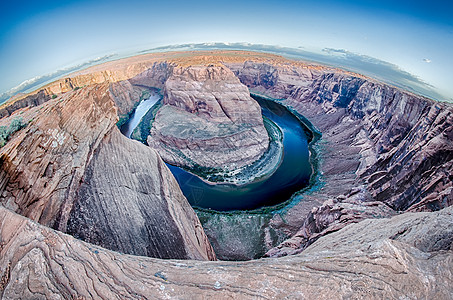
0,50,451,298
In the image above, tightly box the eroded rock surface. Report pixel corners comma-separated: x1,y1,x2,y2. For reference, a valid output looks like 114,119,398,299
0,89,51,119
67,128,215,260
0,51,451,294
0,84,118,229
228,60,453,257
0,82,215,261
148,65,269,171
0,205,452,299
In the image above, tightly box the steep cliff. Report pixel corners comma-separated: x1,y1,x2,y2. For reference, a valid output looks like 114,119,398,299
108,80,147,117
1,204,451,299
148,64,269,173
228,60,453,256
67,128,215,260
0,83,215,261
0,50,451,293
0,54,178,121
0,84,118,228
0,90,51,119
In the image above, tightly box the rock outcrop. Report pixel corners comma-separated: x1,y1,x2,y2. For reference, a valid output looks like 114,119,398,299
67,128,215,260
0,90,51,119
0,57,173,121
0,204,452,299
108,80,147,117
108,61,173,119
0,84,118,228
0,83,215,261
148,65,269,172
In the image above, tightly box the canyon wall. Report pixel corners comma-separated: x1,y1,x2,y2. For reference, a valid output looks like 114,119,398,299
67,128,215,260
0,51,451,291
0,82,215,261
228,60,453,256
0,84,118,228
0,60,172,119
0,90,51,119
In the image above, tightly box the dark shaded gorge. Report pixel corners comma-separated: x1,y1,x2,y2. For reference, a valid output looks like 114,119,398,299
122,93,314,211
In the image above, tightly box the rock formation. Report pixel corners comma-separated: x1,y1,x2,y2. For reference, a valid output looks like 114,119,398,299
0,50,451,296
67,128,215,260
0,204,451,299
0,84,118,228
148,64,269,172
0,89,51,119
227,60,453,256
0,82,215,261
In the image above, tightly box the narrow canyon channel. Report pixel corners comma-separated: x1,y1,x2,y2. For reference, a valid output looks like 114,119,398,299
121,93,312,211
120,92,160,138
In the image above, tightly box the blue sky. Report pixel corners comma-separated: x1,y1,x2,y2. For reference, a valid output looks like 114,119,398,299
1,0,452,101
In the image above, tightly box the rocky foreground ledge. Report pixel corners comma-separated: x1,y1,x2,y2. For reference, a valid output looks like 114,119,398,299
0,205,452,299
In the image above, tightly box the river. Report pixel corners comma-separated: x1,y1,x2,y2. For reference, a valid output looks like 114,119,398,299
120,92,160,138
121,94,312,211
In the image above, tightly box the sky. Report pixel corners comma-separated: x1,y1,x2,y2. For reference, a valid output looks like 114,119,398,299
1,0,452,101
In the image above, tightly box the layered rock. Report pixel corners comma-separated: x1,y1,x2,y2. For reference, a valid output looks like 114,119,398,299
148,64,269,171
0,204,452,299
0,83,215,261
108,61,174,119
0,55,177,121
228,60,453,257
0,84,118,228
0,89,51,119
108,80,147,117
0,50,451,291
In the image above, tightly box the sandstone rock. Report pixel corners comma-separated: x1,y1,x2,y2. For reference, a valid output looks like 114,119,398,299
0,89,51,119
67,128,216,260
0,84,118,229
148,64,269,172
0,56,173,120
0,82,215,261
108,80,147,117
229,60,453,257
128,61,173,89
0,51,451,289
0,205,452,299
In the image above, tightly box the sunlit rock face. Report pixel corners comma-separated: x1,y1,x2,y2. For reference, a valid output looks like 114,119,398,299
1,204,452,299
0,84,118,228
148,64,269,171
66,128,216,260
232,61,453,212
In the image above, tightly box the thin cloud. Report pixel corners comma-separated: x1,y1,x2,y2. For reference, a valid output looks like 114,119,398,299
0,54,117,104
142,43,446,100
1,44,447,104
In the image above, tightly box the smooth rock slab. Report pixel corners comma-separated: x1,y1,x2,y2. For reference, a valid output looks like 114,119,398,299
0,205,452,299
66,128,216,261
